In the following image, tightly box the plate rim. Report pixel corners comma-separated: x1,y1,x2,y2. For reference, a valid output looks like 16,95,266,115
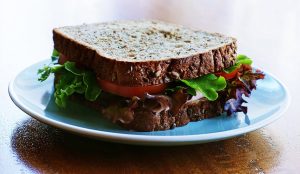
8,60,291,145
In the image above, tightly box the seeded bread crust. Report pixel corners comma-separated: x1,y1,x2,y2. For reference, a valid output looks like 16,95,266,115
53,20,237,86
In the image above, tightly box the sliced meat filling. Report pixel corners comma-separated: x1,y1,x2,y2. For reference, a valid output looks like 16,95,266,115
78,88,224,131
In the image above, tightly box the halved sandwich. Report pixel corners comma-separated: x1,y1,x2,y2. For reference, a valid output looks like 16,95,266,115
38,20,264,131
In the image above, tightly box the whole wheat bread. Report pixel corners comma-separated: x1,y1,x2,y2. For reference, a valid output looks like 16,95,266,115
53,20,237,86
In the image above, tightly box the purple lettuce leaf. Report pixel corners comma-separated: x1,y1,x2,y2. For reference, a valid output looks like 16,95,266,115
223,65,265,115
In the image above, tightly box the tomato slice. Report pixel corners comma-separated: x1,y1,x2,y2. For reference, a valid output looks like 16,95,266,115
215,68,238,80
98,79,167,98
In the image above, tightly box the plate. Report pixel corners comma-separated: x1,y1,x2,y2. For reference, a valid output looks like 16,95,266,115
8,60,290,145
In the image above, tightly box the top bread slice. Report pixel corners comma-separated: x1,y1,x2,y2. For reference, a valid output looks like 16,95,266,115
53,20,237,86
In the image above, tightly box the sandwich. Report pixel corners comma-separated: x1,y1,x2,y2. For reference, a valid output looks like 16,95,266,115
38,20,264,131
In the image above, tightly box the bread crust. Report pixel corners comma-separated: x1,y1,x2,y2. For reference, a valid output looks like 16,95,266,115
53,25,236,86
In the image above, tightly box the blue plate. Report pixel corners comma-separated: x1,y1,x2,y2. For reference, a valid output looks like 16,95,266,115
8,60,290,145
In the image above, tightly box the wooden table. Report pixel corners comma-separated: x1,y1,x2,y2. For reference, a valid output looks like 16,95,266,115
1,0,299,173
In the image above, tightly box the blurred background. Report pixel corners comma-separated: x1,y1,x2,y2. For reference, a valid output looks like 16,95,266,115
1,0,300,173
1,0,299,75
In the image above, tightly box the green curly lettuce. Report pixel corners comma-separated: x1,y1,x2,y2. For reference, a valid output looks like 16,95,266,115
181,74,226,101
51,49,60,62
37,64,63,82
38,61,101,108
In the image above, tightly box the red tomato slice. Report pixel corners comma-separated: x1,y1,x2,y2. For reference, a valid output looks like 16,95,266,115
98,79,167,98
216,69,238,80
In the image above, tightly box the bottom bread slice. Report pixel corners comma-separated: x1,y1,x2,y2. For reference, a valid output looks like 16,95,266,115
70,90,225,132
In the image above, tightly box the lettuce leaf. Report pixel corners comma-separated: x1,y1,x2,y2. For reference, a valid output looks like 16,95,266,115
224,89,248,115
54,73,85,107
83,72,102,101
181,74,226,101
38,61,101,107
51,49,60,62
223,65,265,115
224,54,253,73
37,64,63,82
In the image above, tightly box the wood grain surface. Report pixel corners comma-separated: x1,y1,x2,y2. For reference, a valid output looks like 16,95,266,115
1,0,299,173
